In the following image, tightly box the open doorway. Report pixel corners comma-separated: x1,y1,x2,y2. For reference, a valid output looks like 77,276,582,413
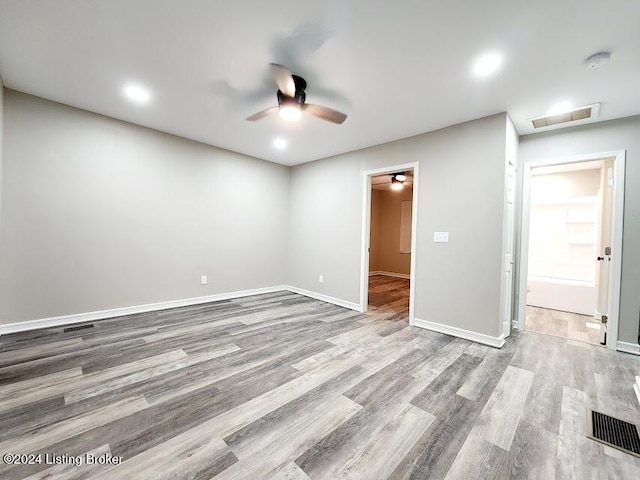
360,163,419,323
517,151,625,349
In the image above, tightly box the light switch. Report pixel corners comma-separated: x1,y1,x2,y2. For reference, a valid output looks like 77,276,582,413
433,232,449,243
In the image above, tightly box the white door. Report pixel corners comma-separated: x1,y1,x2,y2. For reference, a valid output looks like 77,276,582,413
502,164,516,338
597,166,614,344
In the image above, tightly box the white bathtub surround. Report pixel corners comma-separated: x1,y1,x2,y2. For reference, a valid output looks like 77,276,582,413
526,276,596,316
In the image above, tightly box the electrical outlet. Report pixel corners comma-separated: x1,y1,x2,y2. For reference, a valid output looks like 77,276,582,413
319,275,324,283
201,275,208,285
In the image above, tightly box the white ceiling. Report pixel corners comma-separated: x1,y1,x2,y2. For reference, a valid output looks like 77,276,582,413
0,0,638,166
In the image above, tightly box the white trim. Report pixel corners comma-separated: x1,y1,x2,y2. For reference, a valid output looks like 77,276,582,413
0,284,367,336
368,271,411,279
616,342,640,356
0,286,289,336
503,320,510,336
413,317,506,349
516,150,625,351
607,152,625,351
285,286,360,311
360,162,419,321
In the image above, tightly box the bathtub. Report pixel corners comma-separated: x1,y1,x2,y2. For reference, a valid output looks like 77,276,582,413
526,275,597,316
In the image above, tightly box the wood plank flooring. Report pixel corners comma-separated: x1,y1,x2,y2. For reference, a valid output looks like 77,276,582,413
1,290,639,479
526,305,602,345
368,275,409,314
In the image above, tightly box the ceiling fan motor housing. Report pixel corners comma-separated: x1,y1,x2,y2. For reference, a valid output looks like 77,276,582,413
277,90,305,108
277,74,307,107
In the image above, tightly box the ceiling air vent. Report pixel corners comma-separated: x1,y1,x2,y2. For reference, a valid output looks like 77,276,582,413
530,103,600,131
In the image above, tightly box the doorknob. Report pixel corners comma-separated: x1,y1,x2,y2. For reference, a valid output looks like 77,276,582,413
597,256,605,261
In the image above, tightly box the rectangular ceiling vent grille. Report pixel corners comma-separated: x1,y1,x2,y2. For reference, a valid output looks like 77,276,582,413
531,103,600,131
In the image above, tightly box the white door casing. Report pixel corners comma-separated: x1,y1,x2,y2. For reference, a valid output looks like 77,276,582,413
597,166,614,344
359,162,420,323
501,164,516,338
516,150,626,351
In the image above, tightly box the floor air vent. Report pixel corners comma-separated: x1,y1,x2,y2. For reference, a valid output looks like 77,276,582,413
63,324,94,333
587,409,640,457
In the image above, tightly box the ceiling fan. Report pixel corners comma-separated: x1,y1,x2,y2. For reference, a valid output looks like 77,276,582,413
247,64,347,124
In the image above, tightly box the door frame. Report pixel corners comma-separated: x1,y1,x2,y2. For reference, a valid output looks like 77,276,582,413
359,162,420,322
516,150,626,350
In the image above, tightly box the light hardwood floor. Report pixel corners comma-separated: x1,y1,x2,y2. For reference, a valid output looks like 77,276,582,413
1,290,640,479
526,305,602,345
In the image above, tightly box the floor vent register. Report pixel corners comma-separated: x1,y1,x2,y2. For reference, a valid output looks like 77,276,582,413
587,409,640,457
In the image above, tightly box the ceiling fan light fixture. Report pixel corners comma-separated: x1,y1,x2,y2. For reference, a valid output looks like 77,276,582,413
395,173,407,181
279,104,302,122
391,174,404,190
247,64,347,124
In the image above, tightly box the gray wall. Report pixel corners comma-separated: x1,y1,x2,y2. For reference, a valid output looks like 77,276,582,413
288,114,509,338
0,79,4,249
519,116,640,344
0,91,290,324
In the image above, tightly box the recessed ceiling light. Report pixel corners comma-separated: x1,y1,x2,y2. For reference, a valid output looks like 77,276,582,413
547,101,573,115
472,52,503,78
124,84,151,104
273,138,287,149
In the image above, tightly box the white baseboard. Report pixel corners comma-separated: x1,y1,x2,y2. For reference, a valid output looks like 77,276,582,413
0,286,288,336
617,341,640,356
0,284,364,337
369,271,410,280
285,286,361,312
412,317,505,348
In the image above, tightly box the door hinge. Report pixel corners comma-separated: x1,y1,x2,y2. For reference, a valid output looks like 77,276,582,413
608,175,615,187
605,246,611,256
601,314,608,325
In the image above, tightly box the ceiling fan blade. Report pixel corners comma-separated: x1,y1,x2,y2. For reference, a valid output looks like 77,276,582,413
269,63,296,97
246,106,278,121
304,104,347,124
